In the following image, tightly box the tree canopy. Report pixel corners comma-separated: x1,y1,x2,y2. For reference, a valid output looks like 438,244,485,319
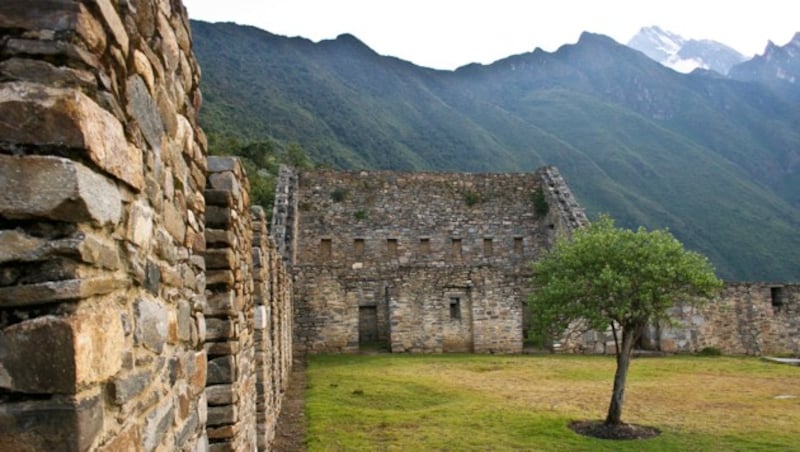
528,215,722,427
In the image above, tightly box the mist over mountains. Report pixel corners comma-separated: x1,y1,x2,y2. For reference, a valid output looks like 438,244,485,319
190,20,800,282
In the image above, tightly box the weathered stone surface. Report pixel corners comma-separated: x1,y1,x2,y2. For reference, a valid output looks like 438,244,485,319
205,384,237,406
144,260,161,295
0,307,123,394
0,58,95,88
208,172,240,194
0,154,121,225
93,0,129,54
0,83,144,190
163,200,187,243
205,229,236,248
0,0,80,31
205,249,235,270
126,75,164,150
0,276,124,307
206,405,237,427
0,393,103,452
177,300,193,342
206,356,235,385
254,306,267,331
96,423,141,452
134,297,168,353
205,206,232,229
109,369,152,405
204,189,232,207
206,270,235,287
207,157,238,174
205,318,235,341
127,200,155,248
187,350,208,398
3,38,100,70
142,399,174,451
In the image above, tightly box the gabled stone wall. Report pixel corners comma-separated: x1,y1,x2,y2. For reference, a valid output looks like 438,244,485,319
285,168,585,354
0,2,293,451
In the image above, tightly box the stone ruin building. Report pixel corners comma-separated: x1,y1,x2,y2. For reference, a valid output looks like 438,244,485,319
273,166,800,357
0,0,798,451
271,166,588,354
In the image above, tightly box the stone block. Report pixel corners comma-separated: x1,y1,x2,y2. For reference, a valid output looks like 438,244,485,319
254,306,267,331
188,350,207,397
0,83,144,190
0,230,119,270
142,399,174,451
206,270,235,287
127,200,155,248
205,206,232,229
204,189,233,207
0,58,96,89
206,356,236,385
207,157,238,174
208,172,239,193
205,229,236,247
0,393,102,452
93,0,129,55
205,384,237,406
0,272,125,307
174,411,199,449
177,300,193,342
0,155,121,226
205,249,235,270
126,75,163,150
206,405,237,427
205,318,235,341
109,369,152,405
134,297,168,353
163,200,186,244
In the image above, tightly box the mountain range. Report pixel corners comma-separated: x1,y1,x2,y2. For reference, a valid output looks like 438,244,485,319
627,26,747,74
189,20,800,282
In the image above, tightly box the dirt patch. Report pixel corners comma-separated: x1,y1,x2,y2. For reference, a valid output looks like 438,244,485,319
569,419,661,440
271,357,308,451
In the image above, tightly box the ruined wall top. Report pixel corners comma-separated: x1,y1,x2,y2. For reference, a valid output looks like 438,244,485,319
285,168,584,269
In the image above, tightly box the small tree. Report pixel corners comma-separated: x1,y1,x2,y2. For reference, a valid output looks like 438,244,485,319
528,215,722,426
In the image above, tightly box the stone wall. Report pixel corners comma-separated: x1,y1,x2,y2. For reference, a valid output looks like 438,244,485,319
0,2,293,451
285,168,584,354
557,282,800,356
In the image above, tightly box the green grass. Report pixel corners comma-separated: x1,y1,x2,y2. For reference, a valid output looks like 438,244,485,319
304,354,800,451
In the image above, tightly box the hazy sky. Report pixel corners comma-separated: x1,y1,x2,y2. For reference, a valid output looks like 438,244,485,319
182,0,798,70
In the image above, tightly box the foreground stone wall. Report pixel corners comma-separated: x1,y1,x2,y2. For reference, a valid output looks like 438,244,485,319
0,2,293,451
284,168,585,354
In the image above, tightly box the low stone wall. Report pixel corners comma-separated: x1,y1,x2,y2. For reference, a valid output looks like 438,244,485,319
0,2,293,451
558,282,800,356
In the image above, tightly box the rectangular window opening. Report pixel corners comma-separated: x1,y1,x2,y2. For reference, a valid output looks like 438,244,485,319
320,238,332,260
771,287,784,308
514,237,524,254
452,238,462,259
419,238,431,255
483,238,493,257
354,238,364,258
449,297,461,320
387,238,398,258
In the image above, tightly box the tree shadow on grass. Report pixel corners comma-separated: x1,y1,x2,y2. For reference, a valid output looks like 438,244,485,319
569,420,661,440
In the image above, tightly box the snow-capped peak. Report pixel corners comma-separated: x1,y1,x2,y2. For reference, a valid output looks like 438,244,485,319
627,26,746,75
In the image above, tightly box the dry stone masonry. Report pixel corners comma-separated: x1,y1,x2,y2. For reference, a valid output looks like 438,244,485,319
0,1,292,451
275,167,585,354
0,0,797,450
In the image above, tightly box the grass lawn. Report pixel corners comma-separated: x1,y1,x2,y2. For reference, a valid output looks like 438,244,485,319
304,354,799,451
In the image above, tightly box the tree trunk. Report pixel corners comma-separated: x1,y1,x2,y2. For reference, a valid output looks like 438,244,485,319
605,325,636,425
